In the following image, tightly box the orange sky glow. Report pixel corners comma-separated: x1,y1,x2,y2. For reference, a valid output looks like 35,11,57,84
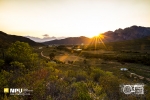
0,0,150,38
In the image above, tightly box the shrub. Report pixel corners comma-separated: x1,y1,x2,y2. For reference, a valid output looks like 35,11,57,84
0,59,4,67
91,68,105,82
72,82,91,100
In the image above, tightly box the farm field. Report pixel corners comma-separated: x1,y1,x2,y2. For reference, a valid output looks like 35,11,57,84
36,45,150,99
39,46,150,82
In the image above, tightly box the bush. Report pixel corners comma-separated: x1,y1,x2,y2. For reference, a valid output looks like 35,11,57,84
72,82,91,100
91,68,105,82
0,59,4,67
75,71,87,82
99,72,120,100
6,41,38,69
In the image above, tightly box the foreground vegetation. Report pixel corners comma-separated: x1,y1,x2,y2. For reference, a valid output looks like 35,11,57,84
0,41,150,100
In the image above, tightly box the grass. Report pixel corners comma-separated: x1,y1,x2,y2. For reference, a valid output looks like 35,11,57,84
1,38,150,99
34,45,150,84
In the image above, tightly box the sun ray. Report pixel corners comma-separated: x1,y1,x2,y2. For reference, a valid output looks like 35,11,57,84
88,38,94,48
71,33,108,64
97,34,107,50
91,37,95,45
94,36,97,50
72,50,83,64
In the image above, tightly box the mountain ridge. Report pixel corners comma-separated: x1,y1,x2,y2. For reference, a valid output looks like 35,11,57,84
25,36,66,43
1,25,150,46
0,31,43,47
43,25,150,45
43,36,91,45
102,25,150,42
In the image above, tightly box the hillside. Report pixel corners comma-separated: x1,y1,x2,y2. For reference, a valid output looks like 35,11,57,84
43,36,91,45
42,25,150,45
87,35,150,52
0,31,43,48
105,36,150,51
25,36,66,43
101,25,150,42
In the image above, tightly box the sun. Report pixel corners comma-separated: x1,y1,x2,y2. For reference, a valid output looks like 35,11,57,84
98,34,105,39
90,33,104,38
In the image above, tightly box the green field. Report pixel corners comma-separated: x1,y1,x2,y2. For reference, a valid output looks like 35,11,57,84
1,41,150,100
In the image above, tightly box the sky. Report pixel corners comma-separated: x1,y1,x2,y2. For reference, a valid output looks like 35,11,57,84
0,0,150,38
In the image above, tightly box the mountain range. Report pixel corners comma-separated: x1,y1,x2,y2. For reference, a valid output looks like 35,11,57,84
1,25,150,46
43,36,91,45
101,25,150,42
43,25,150,45
25,36,66,43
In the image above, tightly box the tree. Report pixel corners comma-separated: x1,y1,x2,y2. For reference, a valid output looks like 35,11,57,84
57,45,66,50
72,82,91,100
49,53,55,60
6,41,38,69
0,59,4,67
0,47,5,59
10,61,26,75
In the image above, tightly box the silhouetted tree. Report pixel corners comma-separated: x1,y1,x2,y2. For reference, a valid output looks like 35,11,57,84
49,53,55,60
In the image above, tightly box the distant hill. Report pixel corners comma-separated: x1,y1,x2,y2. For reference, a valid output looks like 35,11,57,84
25,36,67,43
0,31,43,48
101,25,150,42
104,36,150,51
43,36,91,45
42,25,150,45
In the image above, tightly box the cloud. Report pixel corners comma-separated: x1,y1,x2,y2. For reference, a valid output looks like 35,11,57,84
42,34,57,39
42,34,51,39
42,34,49,37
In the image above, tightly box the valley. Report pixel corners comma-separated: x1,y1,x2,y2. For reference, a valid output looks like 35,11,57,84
1,26,150,99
